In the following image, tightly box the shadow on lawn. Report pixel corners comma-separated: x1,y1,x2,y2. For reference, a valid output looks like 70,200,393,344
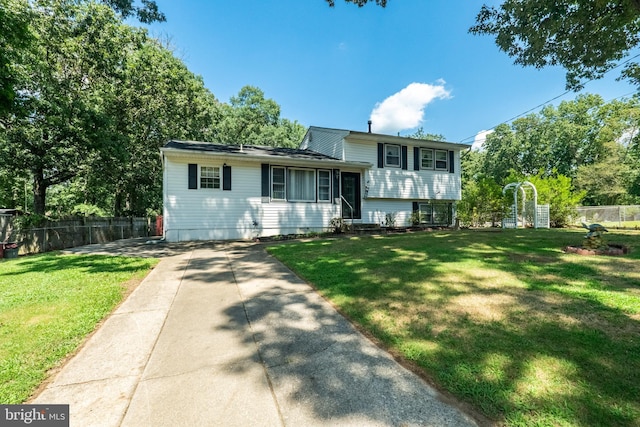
267,229,640,426
0,253,154,277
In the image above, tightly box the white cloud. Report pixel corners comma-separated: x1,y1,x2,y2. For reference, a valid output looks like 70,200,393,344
471,129,493,151
369,82,451,134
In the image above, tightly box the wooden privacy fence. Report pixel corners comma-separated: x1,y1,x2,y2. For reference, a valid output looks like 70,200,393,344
0,217,157,255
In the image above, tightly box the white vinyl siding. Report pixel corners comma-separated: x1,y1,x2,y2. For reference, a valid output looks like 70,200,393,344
163,157,340,241
300,127,348,159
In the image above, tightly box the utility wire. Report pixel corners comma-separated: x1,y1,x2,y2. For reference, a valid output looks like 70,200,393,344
458,52,640,145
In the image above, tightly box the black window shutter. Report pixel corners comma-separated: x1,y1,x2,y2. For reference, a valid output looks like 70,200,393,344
332,169,340,203
413,147,420,171
401,145,408,170
377,143,384,168
222,165,232,190
261,164,270,197
412,202,419,212
449,151,455,173
188,164,198,189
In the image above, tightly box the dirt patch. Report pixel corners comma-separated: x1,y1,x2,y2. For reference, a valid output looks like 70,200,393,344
564,244,630,256
449,293,517,322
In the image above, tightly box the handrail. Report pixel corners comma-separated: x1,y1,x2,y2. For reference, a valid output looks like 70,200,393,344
340,195,354,233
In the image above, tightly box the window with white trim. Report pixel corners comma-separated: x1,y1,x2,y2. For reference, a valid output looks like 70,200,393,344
385,144,401,167
419,203,432,223
318,170,331,202
419,202,452,225
420,148,434,169
200,166,220,189
272,167,286,200
287,168,315,201
435,149,448,171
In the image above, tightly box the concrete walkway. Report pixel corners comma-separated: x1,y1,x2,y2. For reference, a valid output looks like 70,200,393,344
32,239,479,426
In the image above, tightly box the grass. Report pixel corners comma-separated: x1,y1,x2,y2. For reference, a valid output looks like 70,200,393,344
0,253,158,403
267,228,640,426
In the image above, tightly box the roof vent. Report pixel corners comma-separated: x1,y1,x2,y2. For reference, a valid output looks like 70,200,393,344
367,120,372,133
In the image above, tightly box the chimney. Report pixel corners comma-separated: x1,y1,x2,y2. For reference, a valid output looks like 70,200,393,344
367,120,372,133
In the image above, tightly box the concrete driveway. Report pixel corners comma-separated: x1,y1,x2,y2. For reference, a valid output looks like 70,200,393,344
32,238,481,426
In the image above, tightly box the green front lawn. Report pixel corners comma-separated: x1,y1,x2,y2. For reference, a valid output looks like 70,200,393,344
0,253,157,403
267,229,640,426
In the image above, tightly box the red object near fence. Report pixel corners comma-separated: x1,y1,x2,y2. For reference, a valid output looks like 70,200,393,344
155,216,163,236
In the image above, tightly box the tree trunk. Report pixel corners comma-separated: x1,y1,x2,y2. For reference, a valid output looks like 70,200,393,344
33,171,47,215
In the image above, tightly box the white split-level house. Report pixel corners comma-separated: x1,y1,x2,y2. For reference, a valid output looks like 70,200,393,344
160,126,469,241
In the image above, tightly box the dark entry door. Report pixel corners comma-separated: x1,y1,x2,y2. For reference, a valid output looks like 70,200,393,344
341,172,361,219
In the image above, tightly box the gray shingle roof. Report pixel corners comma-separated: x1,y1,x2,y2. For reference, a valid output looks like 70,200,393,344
163,140,342,161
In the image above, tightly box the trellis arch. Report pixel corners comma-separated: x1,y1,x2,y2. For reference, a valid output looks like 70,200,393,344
502,181,550,229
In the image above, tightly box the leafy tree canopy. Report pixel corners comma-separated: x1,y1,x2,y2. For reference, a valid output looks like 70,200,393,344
101,0,164,23
405,127,446,141
470,0,640,90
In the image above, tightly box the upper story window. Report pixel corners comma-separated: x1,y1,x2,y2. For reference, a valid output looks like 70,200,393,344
200,166,220,189
385,144,401,167
317,170,331,202
421,149,434,169
435,149,448,171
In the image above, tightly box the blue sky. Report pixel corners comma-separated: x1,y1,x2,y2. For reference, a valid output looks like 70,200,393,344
141,0,637,147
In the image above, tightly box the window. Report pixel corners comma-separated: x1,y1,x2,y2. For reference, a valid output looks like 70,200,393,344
420,149,434,169
419,203,432,224
318,170,331,202
435,150,448,171
200,166,220,189
433,203,450,224
419,202,452,225
385,144,401,167
287,168,315,201
272,167,285,200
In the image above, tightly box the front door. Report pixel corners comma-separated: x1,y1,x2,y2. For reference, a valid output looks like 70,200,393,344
341,172,361,219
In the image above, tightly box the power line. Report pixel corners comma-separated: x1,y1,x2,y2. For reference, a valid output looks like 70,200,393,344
458,52,640,145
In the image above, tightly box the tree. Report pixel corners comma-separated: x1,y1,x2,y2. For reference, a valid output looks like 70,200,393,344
0,0,31,116
470,1,640,89
457,176,506,227
101,0,164,23
1,1,139,214
405,127,446,142
214,86,305,148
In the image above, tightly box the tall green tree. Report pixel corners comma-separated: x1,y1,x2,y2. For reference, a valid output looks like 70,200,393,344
215,86,305,148
0,0,31,116
1,0,138,214
105,38,221,216
470,1,640,89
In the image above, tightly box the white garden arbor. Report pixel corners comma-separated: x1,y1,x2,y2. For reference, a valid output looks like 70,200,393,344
502,181,550,229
